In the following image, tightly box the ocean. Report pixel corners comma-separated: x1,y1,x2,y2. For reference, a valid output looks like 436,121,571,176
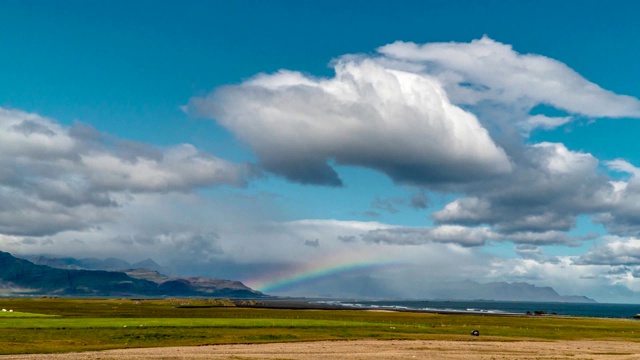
316,300,640,319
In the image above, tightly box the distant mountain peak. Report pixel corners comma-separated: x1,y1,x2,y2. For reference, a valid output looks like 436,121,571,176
131,258,161,269
23,254,172,275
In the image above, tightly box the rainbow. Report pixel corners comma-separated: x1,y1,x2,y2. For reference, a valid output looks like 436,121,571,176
248,258,401,294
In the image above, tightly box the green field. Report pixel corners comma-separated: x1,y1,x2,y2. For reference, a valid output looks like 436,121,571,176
0,310,54,317
0,298,639,355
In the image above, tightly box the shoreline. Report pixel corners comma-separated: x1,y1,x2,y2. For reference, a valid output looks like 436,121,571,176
242,298,626,320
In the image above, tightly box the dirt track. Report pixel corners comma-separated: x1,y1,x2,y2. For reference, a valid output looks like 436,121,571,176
4,340,640,359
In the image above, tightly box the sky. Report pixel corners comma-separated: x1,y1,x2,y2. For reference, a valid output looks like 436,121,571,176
2,0,640,303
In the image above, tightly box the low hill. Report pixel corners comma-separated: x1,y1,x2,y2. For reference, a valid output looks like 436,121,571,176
125,269,261,298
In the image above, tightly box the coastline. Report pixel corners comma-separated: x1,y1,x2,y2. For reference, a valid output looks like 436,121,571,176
246,298,640,320
243,298,525,316
239,299,561,322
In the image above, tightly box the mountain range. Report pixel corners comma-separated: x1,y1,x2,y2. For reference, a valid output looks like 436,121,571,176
266,273,596,303
24,255,172,274
2,252,596,302
425,280,596,303
0,251,265,298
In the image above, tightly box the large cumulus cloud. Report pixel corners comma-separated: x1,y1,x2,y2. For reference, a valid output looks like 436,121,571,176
189,59,512,186
190,37,640,188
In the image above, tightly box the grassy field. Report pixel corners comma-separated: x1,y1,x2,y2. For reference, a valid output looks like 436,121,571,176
0,298,639,355
0,311,54,317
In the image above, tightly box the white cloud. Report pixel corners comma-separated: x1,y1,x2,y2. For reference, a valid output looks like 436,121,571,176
576,236,640,266
534,142,598,174
606,159,640,177
433,197,491,224
0,107,253,236
378,36,640,119
82,144,247,193
433,142,611,235
503,231,578,246
592,161,640,236
0,109,75,158
361,225,494,247
189,59,512,186
521,115,572,133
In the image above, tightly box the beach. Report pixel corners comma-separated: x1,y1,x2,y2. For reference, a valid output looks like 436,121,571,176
4,339,640,359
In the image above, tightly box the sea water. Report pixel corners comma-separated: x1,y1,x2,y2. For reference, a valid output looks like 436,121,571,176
317,300,640,319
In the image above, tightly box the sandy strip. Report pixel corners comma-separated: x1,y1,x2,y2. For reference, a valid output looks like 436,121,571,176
4,340,640,359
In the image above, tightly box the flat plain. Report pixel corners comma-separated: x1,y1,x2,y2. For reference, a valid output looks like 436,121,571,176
1,298,640,359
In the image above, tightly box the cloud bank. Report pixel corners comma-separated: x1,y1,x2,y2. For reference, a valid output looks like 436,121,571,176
0,107,253,236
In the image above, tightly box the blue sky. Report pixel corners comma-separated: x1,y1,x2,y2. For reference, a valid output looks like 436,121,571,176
2,0,640,302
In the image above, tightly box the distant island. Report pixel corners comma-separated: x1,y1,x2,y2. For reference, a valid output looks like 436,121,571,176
423,280,596,303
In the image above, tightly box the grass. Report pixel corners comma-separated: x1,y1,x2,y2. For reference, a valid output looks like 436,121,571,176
0,311,54,317
0,298,639,354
